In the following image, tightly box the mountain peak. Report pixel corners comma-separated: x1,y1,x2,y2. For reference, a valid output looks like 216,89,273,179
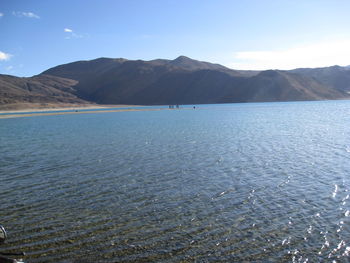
170,55,232,73
173,55,192,61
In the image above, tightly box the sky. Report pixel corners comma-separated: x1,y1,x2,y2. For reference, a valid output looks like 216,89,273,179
1,0,350,76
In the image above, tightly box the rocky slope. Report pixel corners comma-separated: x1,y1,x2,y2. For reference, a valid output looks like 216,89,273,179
0,74,89,106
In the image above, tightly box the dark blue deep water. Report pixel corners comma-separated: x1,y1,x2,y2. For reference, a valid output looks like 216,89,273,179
1,101,350,262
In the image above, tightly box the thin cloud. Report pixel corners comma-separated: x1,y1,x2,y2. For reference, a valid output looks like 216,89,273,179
5,65,13,71
13,11,40,19
0,13,4,17
229,40,350,70
0,51,11,61
64,28,83,39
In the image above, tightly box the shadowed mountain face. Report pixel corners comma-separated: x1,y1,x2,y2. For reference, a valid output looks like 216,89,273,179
1,56,350,107
0,74,89,106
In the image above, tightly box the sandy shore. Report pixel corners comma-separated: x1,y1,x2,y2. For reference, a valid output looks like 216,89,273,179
0,103,141,114
0,107,171,119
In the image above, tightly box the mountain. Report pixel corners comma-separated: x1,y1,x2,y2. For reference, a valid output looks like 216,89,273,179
291,65,350,92
0,74,90,109
168,56,240,75
1,56,349,108
231,70,345,102
40,56,245,104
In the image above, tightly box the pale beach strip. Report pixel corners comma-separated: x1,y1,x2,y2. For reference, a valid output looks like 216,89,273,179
0,107,172,119
0,104,141,114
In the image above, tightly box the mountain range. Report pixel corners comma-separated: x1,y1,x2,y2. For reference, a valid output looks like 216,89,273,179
1,56,350,109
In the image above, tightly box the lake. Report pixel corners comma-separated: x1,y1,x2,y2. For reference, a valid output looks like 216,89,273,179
1,101,350,262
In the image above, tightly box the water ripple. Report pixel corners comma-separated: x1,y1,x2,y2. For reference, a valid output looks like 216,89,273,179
1,101,350,262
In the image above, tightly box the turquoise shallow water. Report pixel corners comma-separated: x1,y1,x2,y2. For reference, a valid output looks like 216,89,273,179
1,101,350,262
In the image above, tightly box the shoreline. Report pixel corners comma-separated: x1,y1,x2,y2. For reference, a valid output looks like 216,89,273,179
0,107,171,119
0,104,142,114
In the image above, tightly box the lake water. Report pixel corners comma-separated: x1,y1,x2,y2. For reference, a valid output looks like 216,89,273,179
1,101,350,262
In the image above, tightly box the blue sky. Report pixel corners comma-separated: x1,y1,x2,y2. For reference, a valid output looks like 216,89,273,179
1,0,350,76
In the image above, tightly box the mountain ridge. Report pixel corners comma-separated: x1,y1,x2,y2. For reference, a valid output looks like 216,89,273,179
1,56,350,108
